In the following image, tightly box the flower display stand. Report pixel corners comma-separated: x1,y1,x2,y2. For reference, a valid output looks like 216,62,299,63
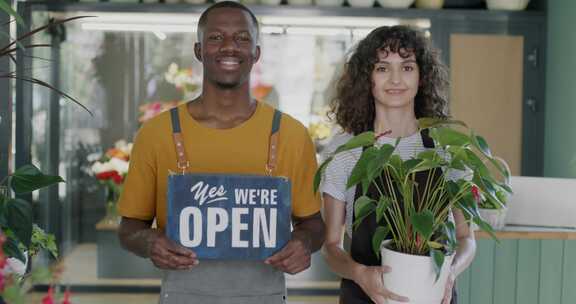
95,219,161,279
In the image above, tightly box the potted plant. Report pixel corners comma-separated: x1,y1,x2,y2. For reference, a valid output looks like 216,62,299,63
476,156,511,230
0,5,91,302
314,118,511,303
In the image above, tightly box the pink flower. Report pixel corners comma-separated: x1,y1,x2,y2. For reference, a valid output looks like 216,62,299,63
42,287,54,304
62,289,72,304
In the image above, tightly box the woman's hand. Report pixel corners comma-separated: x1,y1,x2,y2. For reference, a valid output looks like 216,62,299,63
441,267,456,304
353,265,410,304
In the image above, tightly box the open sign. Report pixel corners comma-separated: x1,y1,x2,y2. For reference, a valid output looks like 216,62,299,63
167,174,292,260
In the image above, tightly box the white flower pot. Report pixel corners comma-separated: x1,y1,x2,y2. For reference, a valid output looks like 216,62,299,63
260,0,282,4
347,0,375,7
380,240,454,304
479,206,508,230
415,0,444,8
316,0,345,6
377,0,414,8
288,0,314,5
485,0,529,10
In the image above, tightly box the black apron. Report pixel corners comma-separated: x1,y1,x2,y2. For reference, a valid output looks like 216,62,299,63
340,129,457,304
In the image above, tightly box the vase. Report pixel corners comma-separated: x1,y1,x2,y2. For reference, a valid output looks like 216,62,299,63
347,0,375,7
415,0,444,8
376,0,414,8
103,200,120,225
380,240,454,304
486,0,529,10
478,206,508,230
288,0,314,5
316,0,345,6
260,0,282,5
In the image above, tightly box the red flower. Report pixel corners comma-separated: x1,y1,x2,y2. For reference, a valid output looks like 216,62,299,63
111,172,123,185
42,287,54,304
471,185,481,203
96,170,123,184
95,171,117,180
62,289,72,304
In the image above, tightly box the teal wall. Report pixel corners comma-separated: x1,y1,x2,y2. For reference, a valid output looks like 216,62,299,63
544,1,576,178
457,239,576,304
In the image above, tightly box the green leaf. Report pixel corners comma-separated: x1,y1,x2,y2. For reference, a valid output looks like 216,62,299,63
313,156,333,193
473,216,499,242
30,266,53,283
353,196,376,230
366,144,395,181
428,241,444,249
464,149,490,177
372,226,390,257
446,146,468,171
411,210,434,241
473,134,492,158
403,158,423,173
488,156,511,184
31,224,58,258
10,164,64,194
0,0,24,27
442,221,457,249
375,196,391,224
3,236,25,262
410,159,442,174
418,118,467,129
430,249,445,282
347,147,379,189
431,127,471,147
334,132,375,154
6,198,33,247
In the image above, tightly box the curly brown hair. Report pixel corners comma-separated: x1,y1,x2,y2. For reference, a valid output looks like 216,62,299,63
330,25,449,135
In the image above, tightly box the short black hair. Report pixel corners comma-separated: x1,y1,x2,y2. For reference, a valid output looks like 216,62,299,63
197,1,260,41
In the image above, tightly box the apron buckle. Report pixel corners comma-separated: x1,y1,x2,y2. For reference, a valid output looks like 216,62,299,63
177,161,190,174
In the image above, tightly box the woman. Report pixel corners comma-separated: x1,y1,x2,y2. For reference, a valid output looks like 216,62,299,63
321,26,476,304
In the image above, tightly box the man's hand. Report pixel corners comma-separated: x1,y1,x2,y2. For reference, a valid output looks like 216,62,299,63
148,232,199,270
264,232,311,274
118,217,198,270
354,265,410,304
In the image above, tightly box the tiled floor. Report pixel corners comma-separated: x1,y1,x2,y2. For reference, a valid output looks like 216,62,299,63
28,243,340,304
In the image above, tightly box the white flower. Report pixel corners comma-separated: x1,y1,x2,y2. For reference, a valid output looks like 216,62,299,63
91,161,114,174
3,255,28,276
114,140,128,150
109,158,129,175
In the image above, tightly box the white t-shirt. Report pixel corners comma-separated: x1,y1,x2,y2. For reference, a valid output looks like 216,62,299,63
320,131,467,237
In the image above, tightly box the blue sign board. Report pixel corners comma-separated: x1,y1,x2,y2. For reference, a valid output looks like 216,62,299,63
167,173,292,260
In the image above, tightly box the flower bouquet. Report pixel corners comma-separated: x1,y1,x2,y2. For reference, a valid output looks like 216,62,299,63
90,140,132,221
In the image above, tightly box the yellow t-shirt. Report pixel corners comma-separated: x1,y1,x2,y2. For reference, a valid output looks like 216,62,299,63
118,101,321,230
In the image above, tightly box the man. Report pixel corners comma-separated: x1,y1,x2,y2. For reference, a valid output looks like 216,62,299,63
116,2,325,303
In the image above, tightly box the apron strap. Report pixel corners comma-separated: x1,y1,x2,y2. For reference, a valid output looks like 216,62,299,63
169,106,282,175
420,128,435,148
266,109,282,176
170,107,190,173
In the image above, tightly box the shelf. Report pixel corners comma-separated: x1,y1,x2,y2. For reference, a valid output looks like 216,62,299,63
475,225,576,240
22,1,545,21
